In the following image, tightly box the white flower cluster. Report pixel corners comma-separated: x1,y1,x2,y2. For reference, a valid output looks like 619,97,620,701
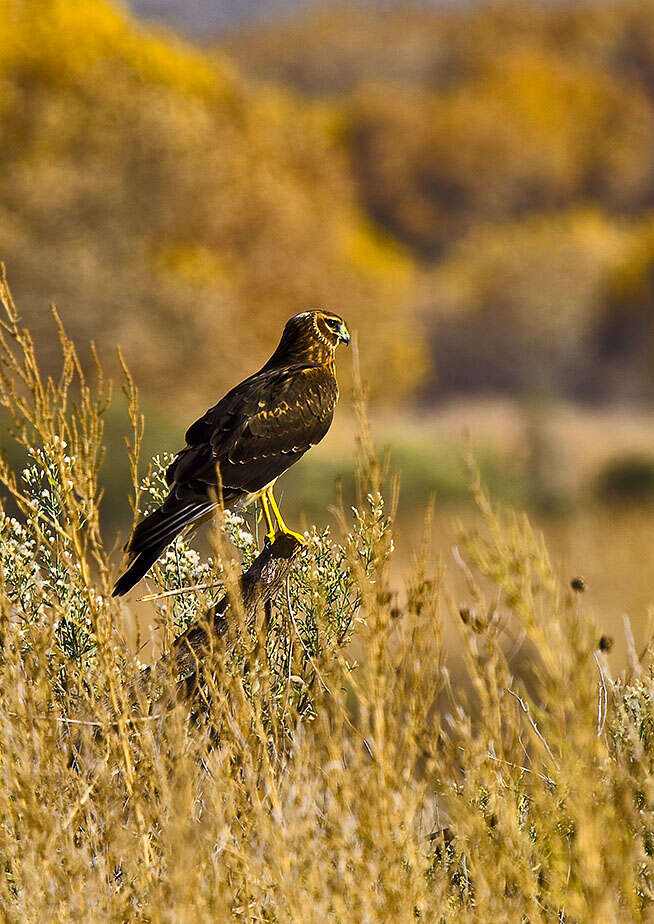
348,491,395,567
221,508,257,567
612,670,654,762
149,536,214,632
138,452,177,514
283,525,361,655
0,512,43,619
10,439,94,665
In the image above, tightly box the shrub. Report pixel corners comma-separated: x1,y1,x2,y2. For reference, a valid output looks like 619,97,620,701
595,453,654,503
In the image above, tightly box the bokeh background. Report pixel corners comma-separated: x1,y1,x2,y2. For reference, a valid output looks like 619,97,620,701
3,0,654,659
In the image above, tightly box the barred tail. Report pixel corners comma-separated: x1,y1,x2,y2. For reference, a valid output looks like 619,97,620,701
112,493,216,597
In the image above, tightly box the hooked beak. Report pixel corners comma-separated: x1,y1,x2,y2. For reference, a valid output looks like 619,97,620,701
339,322,351,346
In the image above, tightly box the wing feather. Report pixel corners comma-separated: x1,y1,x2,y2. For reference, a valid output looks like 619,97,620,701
167,365,338,496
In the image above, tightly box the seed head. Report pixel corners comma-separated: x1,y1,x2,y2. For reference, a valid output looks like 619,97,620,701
598,635,614,653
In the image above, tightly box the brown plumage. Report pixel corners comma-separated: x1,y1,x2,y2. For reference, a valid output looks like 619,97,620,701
112,310,350,597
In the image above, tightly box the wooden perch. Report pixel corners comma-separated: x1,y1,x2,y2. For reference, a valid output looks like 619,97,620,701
138,534,302,706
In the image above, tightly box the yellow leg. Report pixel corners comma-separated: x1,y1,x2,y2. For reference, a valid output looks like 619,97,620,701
260,492,277,544
266,487,305,544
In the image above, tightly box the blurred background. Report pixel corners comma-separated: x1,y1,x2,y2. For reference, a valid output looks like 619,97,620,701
2,0,654,655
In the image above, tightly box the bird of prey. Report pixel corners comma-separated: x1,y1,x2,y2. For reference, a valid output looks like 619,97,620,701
112,310,350,597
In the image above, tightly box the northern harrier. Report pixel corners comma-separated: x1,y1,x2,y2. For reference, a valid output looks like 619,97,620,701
112,310,350,596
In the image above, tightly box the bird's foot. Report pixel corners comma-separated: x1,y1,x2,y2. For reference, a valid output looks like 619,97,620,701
281,527,305,545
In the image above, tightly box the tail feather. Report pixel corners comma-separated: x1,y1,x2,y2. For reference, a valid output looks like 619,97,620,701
112,544,167,598
131,501,215,551
112,494,217,597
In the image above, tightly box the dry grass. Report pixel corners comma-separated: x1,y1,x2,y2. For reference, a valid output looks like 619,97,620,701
0,275,651,922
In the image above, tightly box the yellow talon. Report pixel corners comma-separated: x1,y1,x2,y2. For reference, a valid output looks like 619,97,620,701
266,487,305,545
260,492,277,544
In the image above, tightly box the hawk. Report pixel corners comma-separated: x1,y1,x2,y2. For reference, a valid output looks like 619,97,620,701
112,310,350,597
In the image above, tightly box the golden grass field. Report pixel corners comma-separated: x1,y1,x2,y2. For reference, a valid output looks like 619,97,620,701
0,277,651,920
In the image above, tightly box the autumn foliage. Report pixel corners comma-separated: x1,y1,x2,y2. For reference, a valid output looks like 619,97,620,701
0,0,423,406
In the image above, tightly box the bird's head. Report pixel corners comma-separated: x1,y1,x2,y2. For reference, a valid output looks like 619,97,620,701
312,310,351,348
289,310,350,348
270,310,350,367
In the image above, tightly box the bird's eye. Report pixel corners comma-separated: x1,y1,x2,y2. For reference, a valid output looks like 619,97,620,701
325,318,339,330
